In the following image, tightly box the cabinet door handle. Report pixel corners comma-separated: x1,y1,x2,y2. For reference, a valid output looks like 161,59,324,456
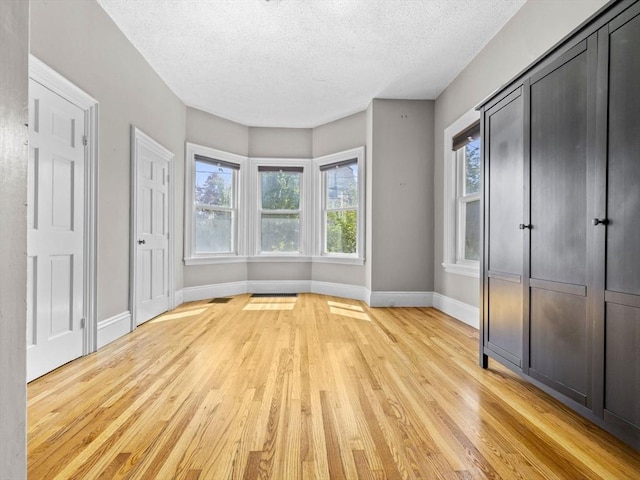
519,224,531,230
138,239,146,245
592,218,608,226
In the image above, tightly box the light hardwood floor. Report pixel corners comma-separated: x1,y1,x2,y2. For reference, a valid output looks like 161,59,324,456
28,293,640,479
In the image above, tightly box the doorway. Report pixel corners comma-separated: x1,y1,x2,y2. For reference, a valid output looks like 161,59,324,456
130,126,175,326
27,57,98,382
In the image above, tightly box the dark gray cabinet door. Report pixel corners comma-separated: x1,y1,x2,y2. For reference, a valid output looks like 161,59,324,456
482,89,524,368
599,7,640,434
526,40,596,407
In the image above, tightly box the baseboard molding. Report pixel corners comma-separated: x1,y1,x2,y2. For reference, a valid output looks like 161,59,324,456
432,293,479,329
97,311,131,349
177,282,479,328
368,291,434,308
248,280,312,294
179,280,368,303
181,281,247,302
311,281,370,303
174,289,184,308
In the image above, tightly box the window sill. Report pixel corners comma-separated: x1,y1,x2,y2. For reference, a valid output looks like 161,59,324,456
312,256,365,266
442,262,480,278
184,255,366,266
248,255,311,263
184,256,248,266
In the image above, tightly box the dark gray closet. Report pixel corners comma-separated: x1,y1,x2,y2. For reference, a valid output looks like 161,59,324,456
479,0,640,450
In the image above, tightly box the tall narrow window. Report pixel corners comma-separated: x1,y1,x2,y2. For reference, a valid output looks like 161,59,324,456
453,121,481,263
321,159,358,254
193,154,239,254
259,166,303,253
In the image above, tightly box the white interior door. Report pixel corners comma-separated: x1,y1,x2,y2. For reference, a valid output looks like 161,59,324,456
133,128,172,325
27,79,86,382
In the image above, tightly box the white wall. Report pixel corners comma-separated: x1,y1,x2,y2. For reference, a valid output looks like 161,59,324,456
0,2,28,477
30,0,187,320
433,0,608,307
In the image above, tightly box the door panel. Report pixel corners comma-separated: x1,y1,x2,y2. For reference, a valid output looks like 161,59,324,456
483,90,525,368
134,130,171,325
529,288,588,404
27,79,85,382
605,302,640,427
530,51,588,286
602,10,640,433
607,13,640,297
487,277,522,365
527,43,592,404
488,94,523,275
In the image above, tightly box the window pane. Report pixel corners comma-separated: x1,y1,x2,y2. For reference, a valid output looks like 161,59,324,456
464,138,481,195
194,208,232,253
464,200,481,261
261,213,300,252
195,161,233,207
325,164,358,209
326,210,357,254
261,171,300,210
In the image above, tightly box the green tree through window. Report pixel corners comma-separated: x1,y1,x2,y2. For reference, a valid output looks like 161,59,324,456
194,159,236,253
324,162,358,254
260,169,302,252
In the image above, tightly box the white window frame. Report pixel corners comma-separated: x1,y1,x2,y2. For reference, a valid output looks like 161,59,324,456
314,147,365,265
249,157,312,260
443,108,480,277
184,143,247,265
455,146,481,265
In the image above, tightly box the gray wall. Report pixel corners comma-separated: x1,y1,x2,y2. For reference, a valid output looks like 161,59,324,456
370,99,434,292
312,111,366,158
184,107,249,288
186,106,249,156
312,111,368,287
0,2,28,477
249,127,312,158
433,0,608,306
247,128,312,287
30,0,187,319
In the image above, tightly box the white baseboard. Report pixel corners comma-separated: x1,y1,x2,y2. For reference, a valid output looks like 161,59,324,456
432,293,479,329
368,291,434,307
173,289,184,308
181,281,247,302
97,311,131,349
311,281,370,303
248,280,312,294
179,280,367,303
177,282,479,329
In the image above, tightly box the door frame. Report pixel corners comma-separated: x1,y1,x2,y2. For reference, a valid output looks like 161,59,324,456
29,55,99,354
129,126,175,329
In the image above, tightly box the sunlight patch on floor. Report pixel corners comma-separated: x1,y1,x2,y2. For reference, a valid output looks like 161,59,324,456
327,300,364,312
329,306,371,321
248,297,297,303
150,308,207,323
244,303,296,311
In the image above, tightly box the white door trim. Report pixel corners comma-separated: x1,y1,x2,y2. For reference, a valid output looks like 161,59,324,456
29,55,99,355
130,126,175,329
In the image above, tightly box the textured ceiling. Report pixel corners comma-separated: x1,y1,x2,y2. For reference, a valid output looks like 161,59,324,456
96,0,526,128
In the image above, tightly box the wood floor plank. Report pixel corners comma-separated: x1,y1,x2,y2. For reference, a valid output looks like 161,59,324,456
27,293,640,479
